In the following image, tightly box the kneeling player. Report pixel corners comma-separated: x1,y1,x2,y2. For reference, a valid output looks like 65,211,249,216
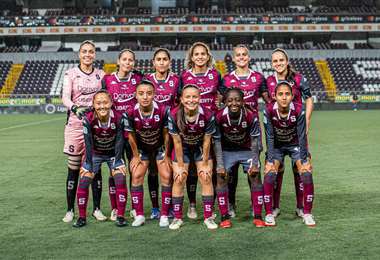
263,82,315,227
73,90,128,228
123,80,172,227
168,84,217,230
214,88,265,228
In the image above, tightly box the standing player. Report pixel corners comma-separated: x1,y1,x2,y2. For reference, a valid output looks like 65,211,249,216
73,90,128,228
62,40,106,223
221,44,271,217
266,48,313,218
263,81,315,227
180,42,222,219
143,48,180,220
122,80,172,227
168,84,217,230
102,49,143,221
214,88,265,228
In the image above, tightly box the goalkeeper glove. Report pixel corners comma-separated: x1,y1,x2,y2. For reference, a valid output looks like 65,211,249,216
71,105,91,120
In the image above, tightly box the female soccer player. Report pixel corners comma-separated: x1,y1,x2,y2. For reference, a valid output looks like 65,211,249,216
180,42,222,219
73,90,128,228
266,48,314,219
263,81,315,227
221,44,271,217
62,40,106,223
143,48,180,220
214,88,266,228
102,49,143,221
168,84,217,230
122,80,172,227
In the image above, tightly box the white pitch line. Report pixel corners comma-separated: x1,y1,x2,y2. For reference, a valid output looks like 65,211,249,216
0,117,63,132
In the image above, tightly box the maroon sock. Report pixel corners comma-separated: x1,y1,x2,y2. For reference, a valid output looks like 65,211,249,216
108,176,117,210
293,170,304,209
131,185,144,216
273,170,284,209
251,181,264,219
263,172,275,215
172,196,184,219
114,173,127,217
216,187,229,217
202,195,214,219
161,185,172,217
301,172,314,214
77,176,91,219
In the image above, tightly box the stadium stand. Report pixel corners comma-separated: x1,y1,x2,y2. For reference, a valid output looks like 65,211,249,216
0,61,13,90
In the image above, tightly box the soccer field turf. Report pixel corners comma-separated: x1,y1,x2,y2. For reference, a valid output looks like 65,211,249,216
0,111,379,259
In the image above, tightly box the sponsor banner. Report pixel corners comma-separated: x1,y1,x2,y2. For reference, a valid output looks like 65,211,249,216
335,95,380,103
0,98,46,106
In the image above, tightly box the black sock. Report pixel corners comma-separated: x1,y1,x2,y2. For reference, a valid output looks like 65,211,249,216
91,171,102,211
228,164,239,206
66,168,79,212
148,171,159,208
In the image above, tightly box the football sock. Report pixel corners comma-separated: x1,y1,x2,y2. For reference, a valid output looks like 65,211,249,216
66,168,79,212
202,195,214,219
301,172,314,214
131,185,144,216
161,185,172,217
148,171,159,209
263,171,276,215
77,176,92,219
114,173,127,217
108,176,117,210
91,172,102,210
273,169,284,209
172,196,184,219
216,186,229,217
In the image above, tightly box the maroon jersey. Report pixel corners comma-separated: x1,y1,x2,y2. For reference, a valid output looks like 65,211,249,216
222,70,267,111
102,71,143,113
266,73,312,104
180,68,221,111
144,72,180,108
83,109,123,160
263,101,308,162
168,105,216,148
215,107,260,151
123,101,169,151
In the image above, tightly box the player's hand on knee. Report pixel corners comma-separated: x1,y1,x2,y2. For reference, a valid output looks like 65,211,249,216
174,168,187,184
130,156,142,173
216,167,227,179
264,162,276,175
248,164,260,176
80,167,94,178
112,165,127,176
301,160,313,173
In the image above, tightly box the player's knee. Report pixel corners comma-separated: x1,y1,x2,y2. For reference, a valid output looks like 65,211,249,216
113,172,126,186
198,174,211,185
264,171,275,184
67,155,81,170
301,171,313,184
160,173,172,186
216,175,228,188
79,175,93,189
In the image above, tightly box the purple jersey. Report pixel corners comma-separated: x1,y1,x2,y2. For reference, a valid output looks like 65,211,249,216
222,70,267,111
62,66,105,127
266,73,311,104
168,105,216,148
263,101,308,162
83,109,123,168
124,101,169,151
215,107,260,151
180,68,221,111
102,71,143,113
144,72,180,108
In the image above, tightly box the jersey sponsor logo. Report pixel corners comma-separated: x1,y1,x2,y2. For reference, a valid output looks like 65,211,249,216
199,87,214,95
243,90,256,99
155,95,171,103
113,93,135,102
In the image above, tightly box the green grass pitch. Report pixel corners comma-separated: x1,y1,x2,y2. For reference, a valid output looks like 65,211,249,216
0,111,379,259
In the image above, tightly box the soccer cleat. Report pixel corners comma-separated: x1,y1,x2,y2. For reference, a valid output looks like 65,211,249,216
62,210,74,223
72,217,86,228
219,215,232,228
253,218,266,228
150,207,161,220
187,204,198,219
264,214,276,226
115,216,128,227
228,204,236,218
295,208,304,218
204,217,218,230
169,218,184,230
92,209,107,221
110,209,118,222
273,208,281,218
131,215,145,227
130,209,137,218
159,216,169,228
302,214,316,227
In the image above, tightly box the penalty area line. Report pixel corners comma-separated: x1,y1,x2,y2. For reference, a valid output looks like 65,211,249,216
0,117,63,132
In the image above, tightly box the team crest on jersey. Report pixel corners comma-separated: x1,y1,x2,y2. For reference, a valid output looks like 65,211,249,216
111,123,116,129
242,121,247,128
208,74,214,80
290,116,296,122
96,74,100,80
251,77,257,83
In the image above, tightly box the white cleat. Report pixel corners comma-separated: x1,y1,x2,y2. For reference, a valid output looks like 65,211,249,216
265,214,276,226
273,208,281,218
204,217,218,230
295,208,304,218
228,204,236,218
159,216,170,228
62,210,74,223
92,209,107,221
130,209,137,218
169,218,184,230
110,209,118,221
303,214,316,227
131,215,145,227
187,205,198,219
